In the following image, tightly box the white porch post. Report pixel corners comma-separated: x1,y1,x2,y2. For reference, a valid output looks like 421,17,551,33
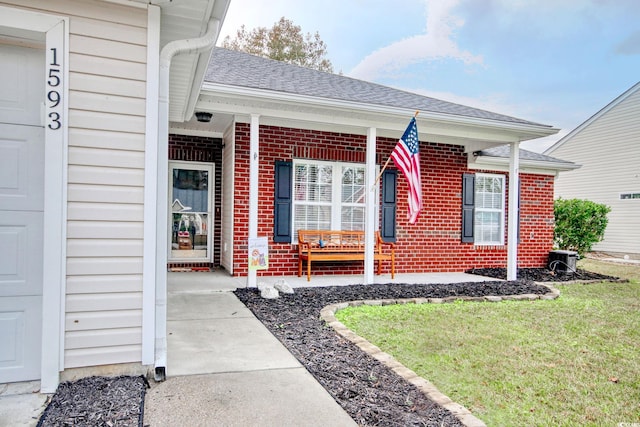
247,114,260,287
507,141,520,280
364,127,377,284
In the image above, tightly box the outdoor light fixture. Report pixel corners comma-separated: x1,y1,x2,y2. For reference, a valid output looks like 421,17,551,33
195,111,212,122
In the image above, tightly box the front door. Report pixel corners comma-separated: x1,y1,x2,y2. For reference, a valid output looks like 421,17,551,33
169,162,214,263
0,43,45,383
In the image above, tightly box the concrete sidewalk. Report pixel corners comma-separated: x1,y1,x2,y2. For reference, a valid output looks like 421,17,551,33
143,276,356,426
0,382,47,427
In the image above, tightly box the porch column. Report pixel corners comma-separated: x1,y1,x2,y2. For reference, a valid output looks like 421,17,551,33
507,141,520,280
247,114,260,287
363,127,377,284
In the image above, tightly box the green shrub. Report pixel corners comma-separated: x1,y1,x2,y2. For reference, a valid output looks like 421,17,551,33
553,198,610,255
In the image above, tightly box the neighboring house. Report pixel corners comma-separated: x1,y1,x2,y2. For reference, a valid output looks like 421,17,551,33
545,81,640,258
0,0,576,393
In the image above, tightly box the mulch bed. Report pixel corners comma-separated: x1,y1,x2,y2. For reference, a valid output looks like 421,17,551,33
37,375,148,427
466,267,620,282
235,279,551,426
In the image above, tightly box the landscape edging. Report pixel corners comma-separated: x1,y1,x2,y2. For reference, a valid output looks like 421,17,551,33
319,284,561,427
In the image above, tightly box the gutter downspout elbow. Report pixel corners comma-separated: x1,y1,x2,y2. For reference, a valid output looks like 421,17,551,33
160,17,221,70
154,17,220,381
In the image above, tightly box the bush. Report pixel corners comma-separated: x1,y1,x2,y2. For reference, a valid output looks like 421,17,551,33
554,198,610,256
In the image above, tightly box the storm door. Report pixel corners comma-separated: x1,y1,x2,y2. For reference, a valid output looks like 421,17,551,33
169,162,214,262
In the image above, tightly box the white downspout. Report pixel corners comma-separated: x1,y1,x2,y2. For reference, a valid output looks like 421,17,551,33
154,17,220,381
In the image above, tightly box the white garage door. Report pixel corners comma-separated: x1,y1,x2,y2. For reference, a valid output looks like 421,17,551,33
0,43,45,383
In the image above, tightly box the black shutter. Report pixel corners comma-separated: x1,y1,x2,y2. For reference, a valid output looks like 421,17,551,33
381,169,397,242
461,173,475,243
273,161,292,243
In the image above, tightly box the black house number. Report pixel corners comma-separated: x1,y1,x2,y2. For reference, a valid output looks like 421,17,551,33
47,47,62,130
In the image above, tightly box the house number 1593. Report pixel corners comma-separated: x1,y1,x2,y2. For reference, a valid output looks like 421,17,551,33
47,47,62,130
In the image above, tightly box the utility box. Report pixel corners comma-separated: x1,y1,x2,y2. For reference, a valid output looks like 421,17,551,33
548,250,577,273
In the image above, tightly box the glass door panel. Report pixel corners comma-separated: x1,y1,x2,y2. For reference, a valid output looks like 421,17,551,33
169,162,213,261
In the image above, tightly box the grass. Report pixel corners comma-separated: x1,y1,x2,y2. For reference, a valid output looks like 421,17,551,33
336,259,640,426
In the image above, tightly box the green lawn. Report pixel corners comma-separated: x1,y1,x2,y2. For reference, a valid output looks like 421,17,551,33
336,259,640,426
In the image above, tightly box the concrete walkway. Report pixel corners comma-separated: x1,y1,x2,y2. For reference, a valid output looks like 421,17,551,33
143,272,360,426
0,382,47,427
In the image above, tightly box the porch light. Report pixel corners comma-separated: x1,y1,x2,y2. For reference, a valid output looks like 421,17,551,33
195,111,212,122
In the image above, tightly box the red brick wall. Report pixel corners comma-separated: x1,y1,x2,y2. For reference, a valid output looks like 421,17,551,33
168,134,223,269
232,123,555,277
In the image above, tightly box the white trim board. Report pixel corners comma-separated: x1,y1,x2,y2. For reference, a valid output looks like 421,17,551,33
0,5,69,394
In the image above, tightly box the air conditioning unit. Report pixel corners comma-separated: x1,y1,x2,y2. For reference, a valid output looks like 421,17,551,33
548,250,577,273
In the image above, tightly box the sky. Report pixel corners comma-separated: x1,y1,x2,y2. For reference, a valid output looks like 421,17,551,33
217,0,640,153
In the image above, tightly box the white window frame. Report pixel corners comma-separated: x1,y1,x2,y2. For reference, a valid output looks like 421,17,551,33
291,158,378,240
474,173,505,246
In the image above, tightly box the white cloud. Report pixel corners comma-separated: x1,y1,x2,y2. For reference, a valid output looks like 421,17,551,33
348,0,482,80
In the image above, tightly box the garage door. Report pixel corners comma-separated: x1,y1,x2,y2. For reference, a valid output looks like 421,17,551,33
0,43,45,383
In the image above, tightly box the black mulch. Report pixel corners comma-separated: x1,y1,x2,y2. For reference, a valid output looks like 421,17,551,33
466,267,620,282
235,279,551,426
37,375,149,427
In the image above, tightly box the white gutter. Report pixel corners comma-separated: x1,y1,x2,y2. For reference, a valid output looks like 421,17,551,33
201,82,560,139
470,156,581,173
154,17,220,381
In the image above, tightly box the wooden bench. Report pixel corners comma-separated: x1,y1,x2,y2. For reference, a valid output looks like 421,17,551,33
298,230,395,281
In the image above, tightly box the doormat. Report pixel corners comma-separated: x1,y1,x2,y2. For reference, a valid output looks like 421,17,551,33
37,375,149,427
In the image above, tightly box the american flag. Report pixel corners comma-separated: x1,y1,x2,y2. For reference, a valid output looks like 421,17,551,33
391,117,422,224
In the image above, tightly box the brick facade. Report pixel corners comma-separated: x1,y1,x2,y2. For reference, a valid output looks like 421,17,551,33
168,134,223,269
232,123,555,277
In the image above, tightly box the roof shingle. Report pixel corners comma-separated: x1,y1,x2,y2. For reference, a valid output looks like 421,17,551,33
205,48,551,128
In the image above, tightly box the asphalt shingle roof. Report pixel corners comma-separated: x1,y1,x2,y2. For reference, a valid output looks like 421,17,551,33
205,48,550,128
478,145,575,164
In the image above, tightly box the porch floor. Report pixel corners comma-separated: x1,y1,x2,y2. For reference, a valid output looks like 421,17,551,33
167,269,494,292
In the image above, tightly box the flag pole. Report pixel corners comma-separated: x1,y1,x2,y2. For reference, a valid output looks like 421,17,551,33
371,110,420,190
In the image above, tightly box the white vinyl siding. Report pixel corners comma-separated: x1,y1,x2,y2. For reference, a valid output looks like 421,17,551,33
549,85,640,255
0,0,148,368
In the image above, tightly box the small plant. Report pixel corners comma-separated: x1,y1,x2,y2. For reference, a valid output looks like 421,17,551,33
553,198,610,256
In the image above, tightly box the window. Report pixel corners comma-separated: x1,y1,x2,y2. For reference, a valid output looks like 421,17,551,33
292,159,371,239
620,192,640,200
474,174,505,245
